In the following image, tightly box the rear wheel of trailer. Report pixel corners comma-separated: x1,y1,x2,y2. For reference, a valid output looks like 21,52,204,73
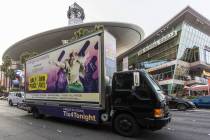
32,107,44,119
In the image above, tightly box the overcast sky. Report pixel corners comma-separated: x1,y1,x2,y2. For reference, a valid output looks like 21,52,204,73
1,0,210,63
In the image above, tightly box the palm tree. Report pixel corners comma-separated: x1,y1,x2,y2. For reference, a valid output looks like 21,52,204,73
20,51,31,65
0,64,7,89
2,55,12,91
3,55,12,68
0,85,6,93
7,69,16,90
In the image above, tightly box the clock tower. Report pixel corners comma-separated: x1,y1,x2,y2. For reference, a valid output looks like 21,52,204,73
67,2,85,26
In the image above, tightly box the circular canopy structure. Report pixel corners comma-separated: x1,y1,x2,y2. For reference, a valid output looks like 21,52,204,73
3,22,144,60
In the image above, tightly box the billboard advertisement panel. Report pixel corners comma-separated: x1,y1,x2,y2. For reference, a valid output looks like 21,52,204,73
104,31,116,86
12,70,25,87
25,35,101,103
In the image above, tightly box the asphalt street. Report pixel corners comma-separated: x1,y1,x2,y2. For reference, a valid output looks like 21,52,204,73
0,100,210,140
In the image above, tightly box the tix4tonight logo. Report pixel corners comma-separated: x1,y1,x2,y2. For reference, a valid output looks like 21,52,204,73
63,110,97,122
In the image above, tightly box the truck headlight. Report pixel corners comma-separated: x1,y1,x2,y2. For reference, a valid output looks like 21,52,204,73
154,108,164,118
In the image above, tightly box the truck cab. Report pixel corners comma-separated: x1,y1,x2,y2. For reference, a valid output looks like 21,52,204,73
111,70,170,136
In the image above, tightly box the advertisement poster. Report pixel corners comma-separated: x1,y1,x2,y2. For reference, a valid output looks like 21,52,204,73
25,35,101,103
104,31,116,86
123,57,128,71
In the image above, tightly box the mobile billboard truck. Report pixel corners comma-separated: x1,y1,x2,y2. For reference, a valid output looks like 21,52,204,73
21,31,171,137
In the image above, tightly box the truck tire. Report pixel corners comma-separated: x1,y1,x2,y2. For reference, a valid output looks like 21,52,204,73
32,108,42,119
177,104,187,111
113,113,139,137
9,100,13,106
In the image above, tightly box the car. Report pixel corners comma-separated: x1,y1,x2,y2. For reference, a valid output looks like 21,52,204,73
8,92,24,106
165,95,196,110
192,96,210,109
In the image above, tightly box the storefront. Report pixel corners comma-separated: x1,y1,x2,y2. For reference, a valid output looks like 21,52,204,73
117,6,210,96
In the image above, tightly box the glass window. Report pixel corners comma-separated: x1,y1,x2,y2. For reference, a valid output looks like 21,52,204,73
136,75,151,99
205,50,210,65
200,97,210,103
115,73,133,90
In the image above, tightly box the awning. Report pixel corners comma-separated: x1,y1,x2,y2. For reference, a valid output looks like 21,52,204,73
184,86,190,90
185,85,209,91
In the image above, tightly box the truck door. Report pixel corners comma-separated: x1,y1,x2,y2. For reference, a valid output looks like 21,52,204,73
112,72,133,106
112,72,154,118
130,72,155,118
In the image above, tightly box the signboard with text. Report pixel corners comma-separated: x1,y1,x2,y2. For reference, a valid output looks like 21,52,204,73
138,31,177,56
25,34,101,103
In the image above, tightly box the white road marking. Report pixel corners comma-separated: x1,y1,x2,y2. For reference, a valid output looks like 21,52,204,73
167,127,175,131
56,129,62,133
189,109,210,113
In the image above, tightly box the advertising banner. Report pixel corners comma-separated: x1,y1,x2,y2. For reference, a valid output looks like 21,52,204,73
62,107,99,124
25,35,101,103
104,31,116,86
123,57,128,71
38,105,100,124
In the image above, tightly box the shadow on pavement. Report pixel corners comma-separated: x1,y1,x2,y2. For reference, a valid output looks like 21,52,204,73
19,114,171,139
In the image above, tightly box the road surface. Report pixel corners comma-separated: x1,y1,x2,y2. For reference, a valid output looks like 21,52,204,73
0,100,210,140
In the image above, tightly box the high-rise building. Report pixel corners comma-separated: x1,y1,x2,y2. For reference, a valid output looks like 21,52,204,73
118,6,210,96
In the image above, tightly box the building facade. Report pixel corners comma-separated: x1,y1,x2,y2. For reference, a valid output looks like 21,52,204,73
118,7,210,96
3,3,144,92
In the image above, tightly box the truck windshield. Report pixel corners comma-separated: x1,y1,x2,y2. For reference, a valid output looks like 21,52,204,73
143,71,165,100
145,73,161,91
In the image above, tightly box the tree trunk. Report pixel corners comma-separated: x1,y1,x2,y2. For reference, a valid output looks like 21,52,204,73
5,77,7,92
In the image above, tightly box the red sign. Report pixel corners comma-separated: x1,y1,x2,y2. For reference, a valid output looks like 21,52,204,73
208,79,210,95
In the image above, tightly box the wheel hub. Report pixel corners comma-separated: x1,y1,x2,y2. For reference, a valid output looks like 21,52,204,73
119,119,132,131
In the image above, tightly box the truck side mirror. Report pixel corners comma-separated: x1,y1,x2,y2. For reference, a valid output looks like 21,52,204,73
133,72,140,87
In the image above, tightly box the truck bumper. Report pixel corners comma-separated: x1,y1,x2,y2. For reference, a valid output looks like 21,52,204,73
141,115,171,130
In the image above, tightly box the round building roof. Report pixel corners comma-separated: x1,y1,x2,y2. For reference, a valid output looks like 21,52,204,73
3,22,144,60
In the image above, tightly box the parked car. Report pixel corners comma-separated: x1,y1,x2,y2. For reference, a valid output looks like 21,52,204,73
165,95,196,110
8,92,24,106
192,96,210,108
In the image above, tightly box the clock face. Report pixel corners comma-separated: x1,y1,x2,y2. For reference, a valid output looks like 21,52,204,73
77,12,81,18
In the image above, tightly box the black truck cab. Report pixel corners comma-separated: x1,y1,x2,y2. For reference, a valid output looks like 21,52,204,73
111,70,171,136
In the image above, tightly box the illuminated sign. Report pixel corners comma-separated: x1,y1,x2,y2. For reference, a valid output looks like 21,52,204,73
138,31,177,56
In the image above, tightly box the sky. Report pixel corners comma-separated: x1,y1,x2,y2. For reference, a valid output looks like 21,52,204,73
0,0,210,63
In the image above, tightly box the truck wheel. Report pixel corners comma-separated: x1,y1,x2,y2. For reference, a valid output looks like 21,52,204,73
177,104,187,111
113,113,139,137
32,108,42,119
9,100,13,106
